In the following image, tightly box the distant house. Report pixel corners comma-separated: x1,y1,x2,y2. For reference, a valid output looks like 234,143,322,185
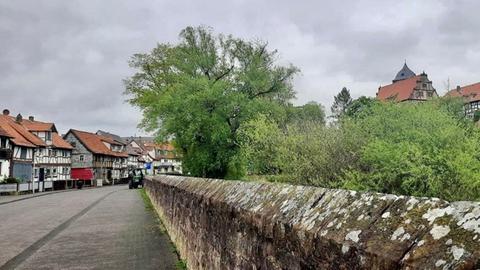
142,141,182,175
125,137,182,175
126,145,143,169
63,129,128,185
376,63,438,102
125,138,154,174
445,82,480,118
96,130,129,178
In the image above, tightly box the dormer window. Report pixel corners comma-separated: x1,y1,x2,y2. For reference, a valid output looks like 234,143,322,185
46,132,52,141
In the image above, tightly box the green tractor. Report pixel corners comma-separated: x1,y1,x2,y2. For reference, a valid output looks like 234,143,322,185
128,168,144,189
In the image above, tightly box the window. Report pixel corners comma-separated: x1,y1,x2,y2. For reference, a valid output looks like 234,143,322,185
80,155,84,161
0,138,6,148
46,132,52,141
20,148,27,159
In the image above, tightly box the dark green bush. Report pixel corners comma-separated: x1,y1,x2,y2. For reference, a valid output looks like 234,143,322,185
2,177,20,184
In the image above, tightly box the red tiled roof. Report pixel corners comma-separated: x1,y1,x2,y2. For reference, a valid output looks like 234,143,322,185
445,82,480,102
5,115,72,149
0,115,44,147
0,126,12,138
69,129,128,157
377,75,421,102
52,133,73,149
21,119,56,132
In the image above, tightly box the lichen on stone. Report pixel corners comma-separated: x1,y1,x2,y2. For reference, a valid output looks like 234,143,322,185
381,212,391,218
450,245,465,261
430,225,450,240
345,230,361,243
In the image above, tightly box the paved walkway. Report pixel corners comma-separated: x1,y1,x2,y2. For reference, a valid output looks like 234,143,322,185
0,186,179,270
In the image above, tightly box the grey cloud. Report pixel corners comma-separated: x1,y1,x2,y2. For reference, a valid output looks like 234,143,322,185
1,0,479,135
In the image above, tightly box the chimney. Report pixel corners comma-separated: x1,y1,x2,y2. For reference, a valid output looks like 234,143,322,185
2,109,9,116
29,116,34,121
16,114,22,123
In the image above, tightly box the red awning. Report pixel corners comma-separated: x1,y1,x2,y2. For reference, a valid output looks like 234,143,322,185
71,168,94,180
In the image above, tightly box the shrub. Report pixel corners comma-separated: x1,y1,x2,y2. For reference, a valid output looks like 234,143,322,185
2,177,19,184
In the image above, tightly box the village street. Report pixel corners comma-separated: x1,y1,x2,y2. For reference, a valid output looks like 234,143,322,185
0,186,178,270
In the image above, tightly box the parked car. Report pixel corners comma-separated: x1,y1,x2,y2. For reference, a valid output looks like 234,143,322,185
128,169,144,189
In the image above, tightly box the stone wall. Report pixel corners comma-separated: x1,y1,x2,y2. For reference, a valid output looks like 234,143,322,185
145,175,480,270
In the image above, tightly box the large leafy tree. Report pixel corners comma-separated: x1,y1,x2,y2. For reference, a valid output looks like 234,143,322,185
124,26,299,179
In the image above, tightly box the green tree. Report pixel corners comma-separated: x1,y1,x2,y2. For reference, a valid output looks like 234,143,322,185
238,114,284,176
331,87,352,119
124,26,299,179
344,96,377,119
288,101,326,125
343,101,480,201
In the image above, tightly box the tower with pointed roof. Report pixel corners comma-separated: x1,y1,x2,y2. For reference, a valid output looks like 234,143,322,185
392,62,416,83
376,63,438,102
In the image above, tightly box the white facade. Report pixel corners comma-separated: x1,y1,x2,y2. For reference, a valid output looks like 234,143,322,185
31,135,72,182
0,136,11,181
0,159,9,181
31,131,53,145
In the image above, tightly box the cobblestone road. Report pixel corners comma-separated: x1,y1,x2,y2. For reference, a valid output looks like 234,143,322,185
0,186,178,270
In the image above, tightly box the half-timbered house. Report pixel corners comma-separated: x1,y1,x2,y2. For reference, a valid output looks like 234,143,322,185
63,129,128,185
445,82,480,118
20,116,73,182
0,110,39,182
0,110,73,183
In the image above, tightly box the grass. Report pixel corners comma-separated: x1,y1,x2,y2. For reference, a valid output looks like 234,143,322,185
137,188,188,269
176,260,188,270
138,188,154,211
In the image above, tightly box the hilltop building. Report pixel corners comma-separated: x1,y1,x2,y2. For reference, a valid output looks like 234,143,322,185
445,82,480,118
376,63,438,102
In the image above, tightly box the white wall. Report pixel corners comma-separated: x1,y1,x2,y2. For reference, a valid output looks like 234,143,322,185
0,159,10,180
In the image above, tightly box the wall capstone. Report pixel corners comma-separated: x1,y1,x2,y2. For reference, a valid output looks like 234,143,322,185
145,175,480,270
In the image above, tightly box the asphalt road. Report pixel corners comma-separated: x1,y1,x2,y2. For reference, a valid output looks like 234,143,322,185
0,186,179,270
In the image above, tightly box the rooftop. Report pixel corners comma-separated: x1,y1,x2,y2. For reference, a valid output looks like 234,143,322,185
67,129,128,157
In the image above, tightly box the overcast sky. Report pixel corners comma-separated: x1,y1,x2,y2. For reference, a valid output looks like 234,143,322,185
1,0,479,136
